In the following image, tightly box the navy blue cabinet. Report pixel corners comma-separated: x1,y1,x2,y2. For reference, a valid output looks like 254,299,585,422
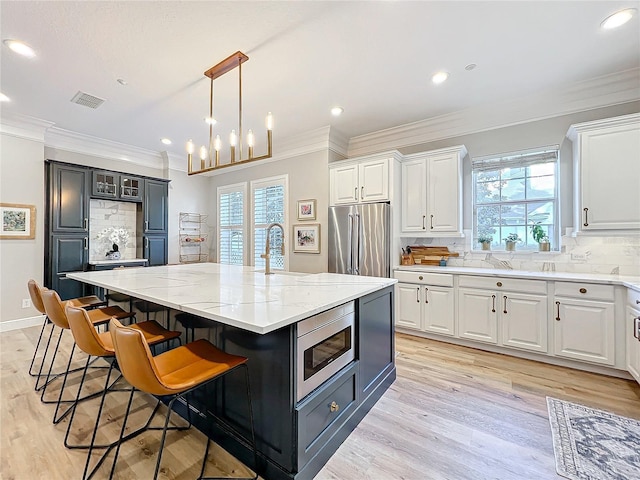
49,234,88,300
144,179,168,233
50,163,89,233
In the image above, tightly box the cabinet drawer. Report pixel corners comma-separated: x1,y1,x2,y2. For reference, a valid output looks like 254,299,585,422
394,271,453,287
296,363,357,467
628,287,640,309
554,282,614,301
458,275,546,294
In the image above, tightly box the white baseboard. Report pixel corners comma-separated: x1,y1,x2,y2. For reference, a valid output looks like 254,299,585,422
0,315,45,333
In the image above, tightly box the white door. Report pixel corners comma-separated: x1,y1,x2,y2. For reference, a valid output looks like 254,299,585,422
580,122,640,230
427,152,460,233
401,159,427,233
500,292,548,353
627,307,640,384
396,283,422,330
423,286,455,336
359,158,389,202
330,164,359,205
457,288,498,344
553,297,615,365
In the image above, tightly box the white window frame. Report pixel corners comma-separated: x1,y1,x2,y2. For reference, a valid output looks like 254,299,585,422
217,182,247,265
471,146,560,251
250,174,289,271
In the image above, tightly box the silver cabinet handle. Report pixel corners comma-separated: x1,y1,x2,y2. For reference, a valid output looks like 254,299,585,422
503,295,507,314
84,237,88,250
424,287,429,303
354,187,358,201
491,294,496,313
84,218,88,230
145,220,149,230
583,207,589,227
634,317,639,340
555,301,561,321
430,214,434,230
416,287,420,303
422,215,426,230
144,237,149,249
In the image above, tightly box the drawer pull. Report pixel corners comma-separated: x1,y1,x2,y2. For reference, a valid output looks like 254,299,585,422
555,301,561,321
84,237,88,250
503,295,508,314
634,317,640,340
84,218,88,230
579,288,587,294
636,300,640,305
425,287,429,304
330,401,339,413
418,276,423,280
491,294,496,313
496,282,502,287
583,207,589,227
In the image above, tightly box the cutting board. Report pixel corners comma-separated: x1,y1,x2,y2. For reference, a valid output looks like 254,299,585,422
408,246,459,265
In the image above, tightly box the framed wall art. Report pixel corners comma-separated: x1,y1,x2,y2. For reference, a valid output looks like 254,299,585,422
296,199,316,221
0,203,36,240
293,223,320,253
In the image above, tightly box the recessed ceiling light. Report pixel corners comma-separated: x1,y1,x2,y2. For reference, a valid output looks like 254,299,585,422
161,138,172,145
431,71,449,84
116,78,128,86
601,8,636,29
465,63,477,71
331,106,344,116
0,93,10,102
3,39,36,58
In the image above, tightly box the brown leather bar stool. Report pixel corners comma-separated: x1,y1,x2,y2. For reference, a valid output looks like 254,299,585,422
134,300,170,327
175,312,218,343
64,305,182,480
27,280,106,389
40,289,137,424
108,318,258,480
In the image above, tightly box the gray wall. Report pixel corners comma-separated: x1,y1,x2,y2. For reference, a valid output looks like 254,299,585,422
208,150,330,273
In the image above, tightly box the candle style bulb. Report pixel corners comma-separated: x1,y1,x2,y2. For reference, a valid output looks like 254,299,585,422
247,129,255,147
266,112,273,131
186,139,194,154
214,135,222,151
230,130,237,147
199,145,207,160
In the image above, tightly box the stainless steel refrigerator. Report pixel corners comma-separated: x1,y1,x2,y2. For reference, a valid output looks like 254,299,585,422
328,202,390,277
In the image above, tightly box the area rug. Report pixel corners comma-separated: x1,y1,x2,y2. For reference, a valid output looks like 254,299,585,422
546,397,640,480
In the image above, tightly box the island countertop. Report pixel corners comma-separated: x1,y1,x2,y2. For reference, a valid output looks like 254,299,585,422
67,263,396,334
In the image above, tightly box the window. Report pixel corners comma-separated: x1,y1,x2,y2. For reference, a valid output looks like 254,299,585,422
251,175,288,271
472,146,559,250
217,183,246,265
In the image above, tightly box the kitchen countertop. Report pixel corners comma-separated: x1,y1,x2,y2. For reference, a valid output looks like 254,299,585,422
68,263,396,334
395,265,640,292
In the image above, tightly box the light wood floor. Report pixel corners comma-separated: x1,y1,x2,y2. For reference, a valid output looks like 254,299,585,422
2,326,639,480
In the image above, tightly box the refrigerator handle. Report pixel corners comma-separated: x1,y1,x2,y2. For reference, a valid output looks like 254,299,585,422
354,213,361,275
347,214,353,274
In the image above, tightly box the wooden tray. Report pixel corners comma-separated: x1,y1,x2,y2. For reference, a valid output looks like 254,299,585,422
408,246,459,265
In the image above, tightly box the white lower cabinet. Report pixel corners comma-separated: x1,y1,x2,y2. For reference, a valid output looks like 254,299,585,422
396,283,422,330
626,306,640,384
457,286,547,352
553,282,615,366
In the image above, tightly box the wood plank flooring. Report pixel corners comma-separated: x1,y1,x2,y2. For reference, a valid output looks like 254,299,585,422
2,326,639,479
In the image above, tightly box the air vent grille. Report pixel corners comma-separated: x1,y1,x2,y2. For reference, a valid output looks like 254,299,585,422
70,91,105,109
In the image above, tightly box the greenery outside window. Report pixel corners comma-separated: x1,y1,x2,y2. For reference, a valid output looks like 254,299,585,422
251,175,288,271
472,146,559,251
217,183,246,265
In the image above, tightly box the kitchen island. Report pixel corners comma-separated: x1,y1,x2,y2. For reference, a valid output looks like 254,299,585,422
68,263,396,480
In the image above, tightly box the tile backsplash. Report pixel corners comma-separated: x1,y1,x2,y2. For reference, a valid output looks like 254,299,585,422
89,199,137,261
402,230,640,276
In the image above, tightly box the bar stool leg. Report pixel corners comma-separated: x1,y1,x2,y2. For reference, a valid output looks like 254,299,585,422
28,317,50,376
33,323,58,391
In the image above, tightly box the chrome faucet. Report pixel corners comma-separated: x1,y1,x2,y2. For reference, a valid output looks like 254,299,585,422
261,222,285,275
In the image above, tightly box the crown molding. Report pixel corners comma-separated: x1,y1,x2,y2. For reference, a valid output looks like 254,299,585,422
347,68,640,157
0,112,54,142
45,126,163,168
566,112,640,141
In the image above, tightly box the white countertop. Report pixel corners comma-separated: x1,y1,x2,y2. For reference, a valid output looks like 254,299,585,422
68,263,396,334
394,265,640,291
89,259,149,265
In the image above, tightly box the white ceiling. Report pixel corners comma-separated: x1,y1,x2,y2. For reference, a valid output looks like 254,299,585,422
1,1,639,161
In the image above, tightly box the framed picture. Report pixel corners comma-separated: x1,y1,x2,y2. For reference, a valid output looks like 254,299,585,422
0,203,36,240
296,199,316,221
293,223,320,253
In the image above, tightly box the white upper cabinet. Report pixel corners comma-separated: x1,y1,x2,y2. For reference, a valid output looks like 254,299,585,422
401,145,466,236
330,152,400,206
567,113,640,233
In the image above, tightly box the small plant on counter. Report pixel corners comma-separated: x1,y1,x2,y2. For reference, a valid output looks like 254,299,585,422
477,235,493,250
503,233,521,251
530,222,550,251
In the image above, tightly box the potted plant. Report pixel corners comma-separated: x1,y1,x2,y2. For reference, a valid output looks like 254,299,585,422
477,235,493,251
530,222,551,252
503,233,521,252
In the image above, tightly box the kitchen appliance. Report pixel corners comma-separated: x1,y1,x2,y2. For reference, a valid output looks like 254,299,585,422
296,301,355,401
328,202,390,277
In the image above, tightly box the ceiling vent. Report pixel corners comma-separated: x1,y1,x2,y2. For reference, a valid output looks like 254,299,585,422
70,91,105,109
